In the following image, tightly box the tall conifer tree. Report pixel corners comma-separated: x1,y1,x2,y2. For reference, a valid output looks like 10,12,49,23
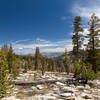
7,44,18,78
87,13,100,73
34,47,41,71
72,16,83,62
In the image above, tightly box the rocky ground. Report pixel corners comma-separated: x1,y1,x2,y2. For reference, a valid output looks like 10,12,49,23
2,71,100,100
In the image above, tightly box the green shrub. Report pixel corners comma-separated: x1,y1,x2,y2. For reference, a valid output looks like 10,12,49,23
73,61,82,78
23,61,28,73
73,62,99,83
80,65,99,81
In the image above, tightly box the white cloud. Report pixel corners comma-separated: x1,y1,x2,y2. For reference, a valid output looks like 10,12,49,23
72,1,100,19
10,38,73,55
14,39,30,44
71,0,100,48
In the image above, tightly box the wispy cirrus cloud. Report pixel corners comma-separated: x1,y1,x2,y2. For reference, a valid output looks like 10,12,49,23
11,38,73,55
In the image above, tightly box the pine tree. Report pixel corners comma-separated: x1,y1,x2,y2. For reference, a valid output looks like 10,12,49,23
52,60,56,72
34,47,42,71
61,62,66,72
41,57,47,75
87,13,100,73
0,52,12,98
28,57,33,70
64,49,70,74
23,61,28,73
72,16,83,62
7,44,18,78
1,43,8,57
47,59,52,71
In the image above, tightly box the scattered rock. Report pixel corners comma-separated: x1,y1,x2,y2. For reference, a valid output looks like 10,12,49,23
70,84,76,88
2,72,99,100
36,85,44,90
61,86,73,93
60,93,74,97
31,86,37,90
77,86,84,90
54,88,60,94
81,93,92,99
84,89,91,94
65,97,75,100
56,82,65,86
1,96,20,100
94,95,100,100
85,85,90,89
40,95,57,100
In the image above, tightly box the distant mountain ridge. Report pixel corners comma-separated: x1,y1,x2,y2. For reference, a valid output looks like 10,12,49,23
17,52,64,58
42,52,64,58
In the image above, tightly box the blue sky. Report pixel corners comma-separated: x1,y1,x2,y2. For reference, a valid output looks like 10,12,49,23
0,0,100,54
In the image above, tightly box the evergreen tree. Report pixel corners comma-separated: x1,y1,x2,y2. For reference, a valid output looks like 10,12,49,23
15,57,23,73
23,61,28,73
72,16,83,62
7,44,18,78
1,43,8,57
28,57,33,70
61,62,66,72
47,59,52,71
87,13,100,73
41,57,47,75
64,49,70,74
0,52,12,98
52,60,56,72
34,47,42,71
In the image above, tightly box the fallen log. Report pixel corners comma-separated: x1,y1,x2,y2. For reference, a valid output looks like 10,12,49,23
13,80,57,86
13,78,78,86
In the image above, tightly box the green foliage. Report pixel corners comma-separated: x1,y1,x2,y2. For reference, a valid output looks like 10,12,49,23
86,13,100,73
74,62,99,82
0,52,12,98
1,43,8,57
41,57,48,74
61,62,66,72
28,58,33,70
52,60,56,72
23,61,28,73
34,73,37,80
7,44,19,78
72,16,83,62
73,61,82,77
80,67,99,81
34,47,42,71
47,59,52,71
97,51,100,71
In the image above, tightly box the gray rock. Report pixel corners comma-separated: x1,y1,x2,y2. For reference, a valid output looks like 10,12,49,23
36,85,44,90
2,96,20,100
56,82,65,86
77,86,84,90
60,93,74,97
54,88,60,94
81,93,92,99
85,84,90,90
61,86,73,93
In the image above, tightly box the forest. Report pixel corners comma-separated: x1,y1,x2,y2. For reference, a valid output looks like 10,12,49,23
0,14,100,100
